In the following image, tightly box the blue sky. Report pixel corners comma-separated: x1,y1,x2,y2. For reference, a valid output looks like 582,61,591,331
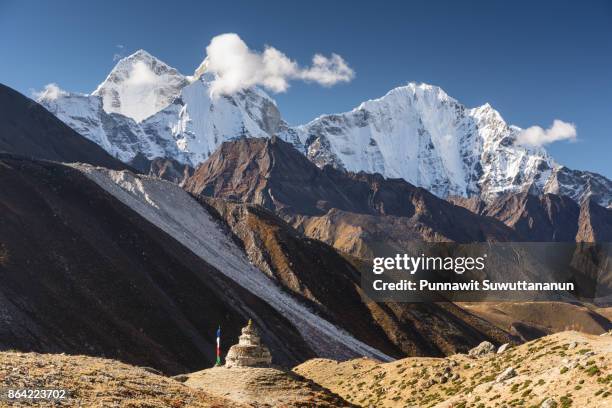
1,0,611,176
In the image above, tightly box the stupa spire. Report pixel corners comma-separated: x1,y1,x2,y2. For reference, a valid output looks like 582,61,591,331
225,319,272,368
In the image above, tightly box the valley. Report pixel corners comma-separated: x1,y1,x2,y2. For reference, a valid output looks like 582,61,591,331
0,42,610,407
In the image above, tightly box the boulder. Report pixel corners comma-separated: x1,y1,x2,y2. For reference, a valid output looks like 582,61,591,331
541,398,558,408
468,341,496,358
497,343,510,354
496,367,516,382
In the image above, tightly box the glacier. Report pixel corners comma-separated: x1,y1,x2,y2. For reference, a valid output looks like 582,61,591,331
38,50,611,207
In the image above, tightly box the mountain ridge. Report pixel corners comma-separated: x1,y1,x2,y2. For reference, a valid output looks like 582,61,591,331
36,50,611,208
183,136,521,258
0,83,129,170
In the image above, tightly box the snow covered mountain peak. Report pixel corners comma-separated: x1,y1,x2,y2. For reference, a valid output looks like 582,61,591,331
356,82,454,112
469,102,507,130
92,50,189,122
191,57,210,82
294,81,562,199
37,53,611,207
39,49,296,167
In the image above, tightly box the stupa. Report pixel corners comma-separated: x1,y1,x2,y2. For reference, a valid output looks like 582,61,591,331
225,319,272,368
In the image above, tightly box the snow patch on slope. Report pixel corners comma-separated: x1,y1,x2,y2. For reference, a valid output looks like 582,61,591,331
72,163,391,362
39,91,166,162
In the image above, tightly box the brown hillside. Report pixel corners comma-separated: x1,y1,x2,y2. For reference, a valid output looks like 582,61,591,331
295,331,612,408
184,137,518,259
459,302,612,341
197,197,516,358
183,366,355,407
0,351,244,407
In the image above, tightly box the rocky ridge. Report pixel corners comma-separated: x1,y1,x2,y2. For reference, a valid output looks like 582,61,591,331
199,196,517,359
450,190,612,242
0,84,128,170
184,136,519,256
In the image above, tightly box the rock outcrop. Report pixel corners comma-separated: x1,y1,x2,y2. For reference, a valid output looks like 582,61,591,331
468,341,496,358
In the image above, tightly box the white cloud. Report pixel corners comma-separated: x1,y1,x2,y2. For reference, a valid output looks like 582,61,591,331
299,53,354,86
113,61,169,121
32,83,67,101
125,60,159,87
516,119,577,147
113,44,126,61
204,33,354,96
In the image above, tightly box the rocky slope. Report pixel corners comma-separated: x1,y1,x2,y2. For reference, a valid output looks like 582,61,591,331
450,190,612,242
73,163,390,363
184,137,519,258
295,331,612,408
459,302,612,342
0,351,243,407
130,153,195,185
0,84,128,170
199,197,516,358
36,50,611,208
0,155,315,374
183,136,612,353
199,197,403,357
546,166,612,208
576,198,612,242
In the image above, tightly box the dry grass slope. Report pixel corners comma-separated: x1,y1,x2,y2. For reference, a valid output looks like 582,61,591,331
0,352,244,407
295,331,612,408
183,366,356,407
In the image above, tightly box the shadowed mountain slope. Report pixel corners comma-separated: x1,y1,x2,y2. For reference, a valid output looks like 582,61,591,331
0,155,313,374
198,197,404,358
0,84,128,170
199,198,516,357
186,150,512,355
